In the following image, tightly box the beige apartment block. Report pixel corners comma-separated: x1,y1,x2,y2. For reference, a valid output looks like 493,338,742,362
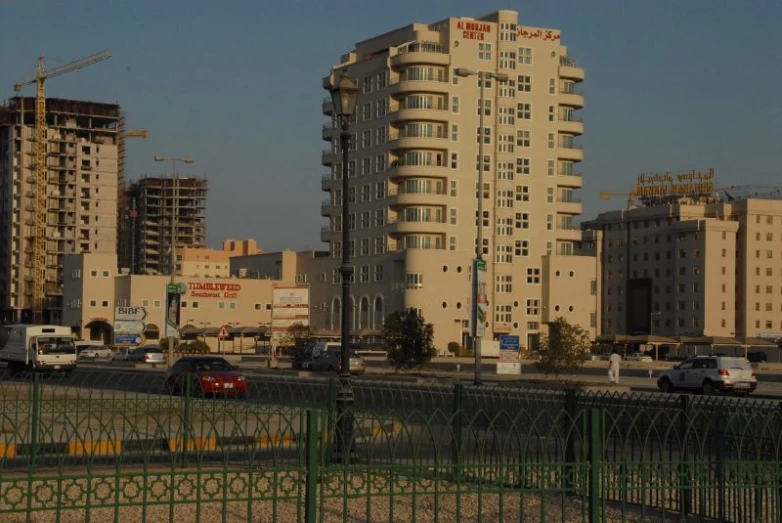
63,253,282,349
0,97,121,324
180,239,264,279
312,9,597,351
583,196,782,340
125,176,208,276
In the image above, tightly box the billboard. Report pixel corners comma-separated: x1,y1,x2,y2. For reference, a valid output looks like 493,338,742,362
471,259,488,338
165,285,181,338
632,168,716,206
271,285,310,344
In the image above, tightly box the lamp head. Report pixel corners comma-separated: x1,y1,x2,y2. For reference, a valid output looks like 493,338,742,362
329,73,360,118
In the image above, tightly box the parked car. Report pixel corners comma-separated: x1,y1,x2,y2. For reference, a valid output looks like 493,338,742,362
113,347,133,361
747,352,768,363
309,348,366,375
165,356,247,398
76,341,113,361
657,356,757,395
625,352,653,363
126,345,167,364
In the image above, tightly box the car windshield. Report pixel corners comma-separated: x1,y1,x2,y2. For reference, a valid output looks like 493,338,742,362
36,337,76,354
191,359,233,372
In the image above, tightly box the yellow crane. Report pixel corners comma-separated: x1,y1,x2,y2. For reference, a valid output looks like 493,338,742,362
13,50,112,323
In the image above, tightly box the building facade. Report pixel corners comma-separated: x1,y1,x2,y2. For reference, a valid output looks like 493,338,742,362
583,195,782,340
125,176,208,275
0,97,121,324
180,239,265,279
314,9,597,351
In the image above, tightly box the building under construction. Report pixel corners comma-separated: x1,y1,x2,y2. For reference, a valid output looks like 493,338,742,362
125,176,208,276
0,97,122,324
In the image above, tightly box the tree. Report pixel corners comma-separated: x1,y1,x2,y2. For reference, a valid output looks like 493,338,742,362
536,317,591,378
382,309,436,370
282,323,315,370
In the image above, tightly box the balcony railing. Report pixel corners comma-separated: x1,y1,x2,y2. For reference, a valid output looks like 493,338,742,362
559,56,580,67
557,196,582,203
557,171,582,178
560,88,584,96
388,129,448,140
396,41,446,55
559,115,584,123
388,215,448,225
557,224,581,231
559,142,583,150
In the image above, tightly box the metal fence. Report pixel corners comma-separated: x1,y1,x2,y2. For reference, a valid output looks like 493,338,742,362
1,370,781,522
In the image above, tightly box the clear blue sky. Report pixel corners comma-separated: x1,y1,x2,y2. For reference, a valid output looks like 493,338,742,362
2,0,780,251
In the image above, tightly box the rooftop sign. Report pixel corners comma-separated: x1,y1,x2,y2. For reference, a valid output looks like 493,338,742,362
632,168,716,205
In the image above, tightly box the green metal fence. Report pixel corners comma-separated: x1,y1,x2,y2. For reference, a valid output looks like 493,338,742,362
1,370,781,522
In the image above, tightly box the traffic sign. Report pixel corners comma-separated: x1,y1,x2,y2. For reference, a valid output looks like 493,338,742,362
166,283,179,293
218,325,230,340
499,335,520,351
114,320,145,334
115,333,145,346
115,306,147,321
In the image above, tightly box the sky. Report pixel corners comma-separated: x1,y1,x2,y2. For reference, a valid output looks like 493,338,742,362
1,0,780,251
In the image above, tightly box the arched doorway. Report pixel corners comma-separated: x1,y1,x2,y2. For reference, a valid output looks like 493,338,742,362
84,320,112,343
373,295,384,330
330,297,341,331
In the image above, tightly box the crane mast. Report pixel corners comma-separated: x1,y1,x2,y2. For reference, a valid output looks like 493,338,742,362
14,50,111,323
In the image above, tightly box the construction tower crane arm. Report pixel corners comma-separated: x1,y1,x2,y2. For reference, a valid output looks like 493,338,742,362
13,50,112,91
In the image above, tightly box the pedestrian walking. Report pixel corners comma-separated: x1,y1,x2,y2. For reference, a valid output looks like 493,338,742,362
608,348,622,384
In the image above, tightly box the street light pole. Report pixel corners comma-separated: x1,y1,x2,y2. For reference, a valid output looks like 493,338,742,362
650,310,662,360
328,73,360,462
454,68,508,385
154,155,194,366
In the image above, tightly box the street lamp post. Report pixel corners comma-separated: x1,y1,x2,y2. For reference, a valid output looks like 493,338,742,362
454,68,508,385
154,155,195,366
328,73,360,461
650,310,662,360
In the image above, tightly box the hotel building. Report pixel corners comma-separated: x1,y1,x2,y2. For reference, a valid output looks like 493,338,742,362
310,9,598,351
583,186,782,341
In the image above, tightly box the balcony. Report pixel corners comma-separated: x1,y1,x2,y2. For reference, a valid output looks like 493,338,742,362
558,116,584,136
386,216,450,236
320,199,338,216
388,105,449,123
321,122,337,141
390,42,450,70
322,97,334,115
387,79,450,98
559,56,585,82
321,174,339,191
388,130,449,150
387,161,450,179
557,196,582,215
321,148,339,166
388,190,449,208
556,224,583,241
559,89,585,108
557,143,584,162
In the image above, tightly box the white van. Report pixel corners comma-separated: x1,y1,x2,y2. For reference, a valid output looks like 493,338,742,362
0,325,77,375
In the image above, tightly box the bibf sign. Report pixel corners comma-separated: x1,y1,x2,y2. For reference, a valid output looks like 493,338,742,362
115,306,147,321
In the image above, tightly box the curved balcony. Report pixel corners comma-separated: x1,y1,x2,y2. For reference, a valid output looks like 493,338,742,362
387,191,450,209
388,106,450,124
557,144,584,162
386,217,450,236
556,198,583,215
321,148,339,166
559,90,584,108
322,97,334,115
387,163,451,179
390,52,450,70
556,173,584,188
320,226,333,243
558,119,584,136
387,79,450,98
321,174,339,191
320,199,338,216
556,225,584,241
388,133,449,151
559,56,585,82
321,122,337,141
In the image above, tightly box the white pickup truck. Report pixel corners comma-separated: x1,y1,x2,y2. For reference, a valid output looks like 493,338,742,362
0,325,77,375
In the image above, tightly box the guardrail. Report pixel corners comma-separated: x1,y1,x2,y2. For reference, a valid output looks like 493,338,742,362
1,370,780,522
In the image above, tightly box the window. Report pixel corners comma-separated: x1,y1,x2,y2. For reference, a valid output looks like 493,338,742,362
548,159,555,176
450,152,458,169
405,273,423,289
377,70,388,89
517,75,531,92
449,236,457,251
495,244,513,262
361,157,371,175
517,130,530,147
451,124,459,141
101,270,110,278
451,96,459,113
547,187,554,203
478,98,492,116
228,302,237,310
515,239,529,256
374,209,385,227
516,157,530,175
373,264,383,281
549,78,556,94
526,299,541,315
499,50,516,69
373,236,385,254
361,103,371,122
515,213,529,229
359,265,370,283
90,270,98,277
495,304,512,323
478,43,493,60
360,238,370,256
526,268,541,284
375,126,388,145
361,130,371,149
517,103,531,120
498,134,514,153
361,184,371,202
375,98,387,118
375,154,386,172
375,181,386,199
361,77,372,94
548,106,555,122
515,185,529,202
518,47,532,65
498,107,515,125
450,180,458,197
548,133,555,149
89,299,97,307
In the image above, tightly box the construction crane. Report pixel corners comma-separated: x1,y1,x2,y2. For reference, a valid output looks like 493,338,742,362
13,50,112,323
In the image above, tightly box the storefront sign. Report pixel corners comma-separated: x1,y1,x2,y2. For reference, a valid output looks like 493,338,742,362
456,20,491,40
271,285,310,344
186,282,242,299
517,27,561,41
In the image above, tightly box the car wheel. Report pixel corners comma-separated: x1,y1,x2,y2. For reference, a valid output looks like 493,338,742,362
701,380,714,395
659,379,673,393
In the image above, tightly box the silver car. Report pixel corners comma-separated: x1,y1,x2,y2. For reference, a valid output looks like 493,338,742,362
126,345,167,364
76,342,113,361
657,356,757,395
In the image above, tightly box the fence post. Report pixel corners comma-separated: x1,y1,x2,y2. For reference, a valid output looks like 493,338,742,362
451,383,464,483
588,408,602,523
29,370,42,473
304,409,319,523
182,374,194,467
679,395,691,516
563,389,577,493
322,378,337,465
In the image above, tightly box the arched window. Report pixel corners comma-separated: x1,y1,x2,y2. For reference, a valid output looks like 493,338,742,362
373,295,385,329
330,297,341,331
359,296,370,330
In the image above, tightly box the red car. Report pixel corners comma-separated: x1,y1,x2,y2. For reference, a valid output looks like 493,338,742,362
165,356,248,398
